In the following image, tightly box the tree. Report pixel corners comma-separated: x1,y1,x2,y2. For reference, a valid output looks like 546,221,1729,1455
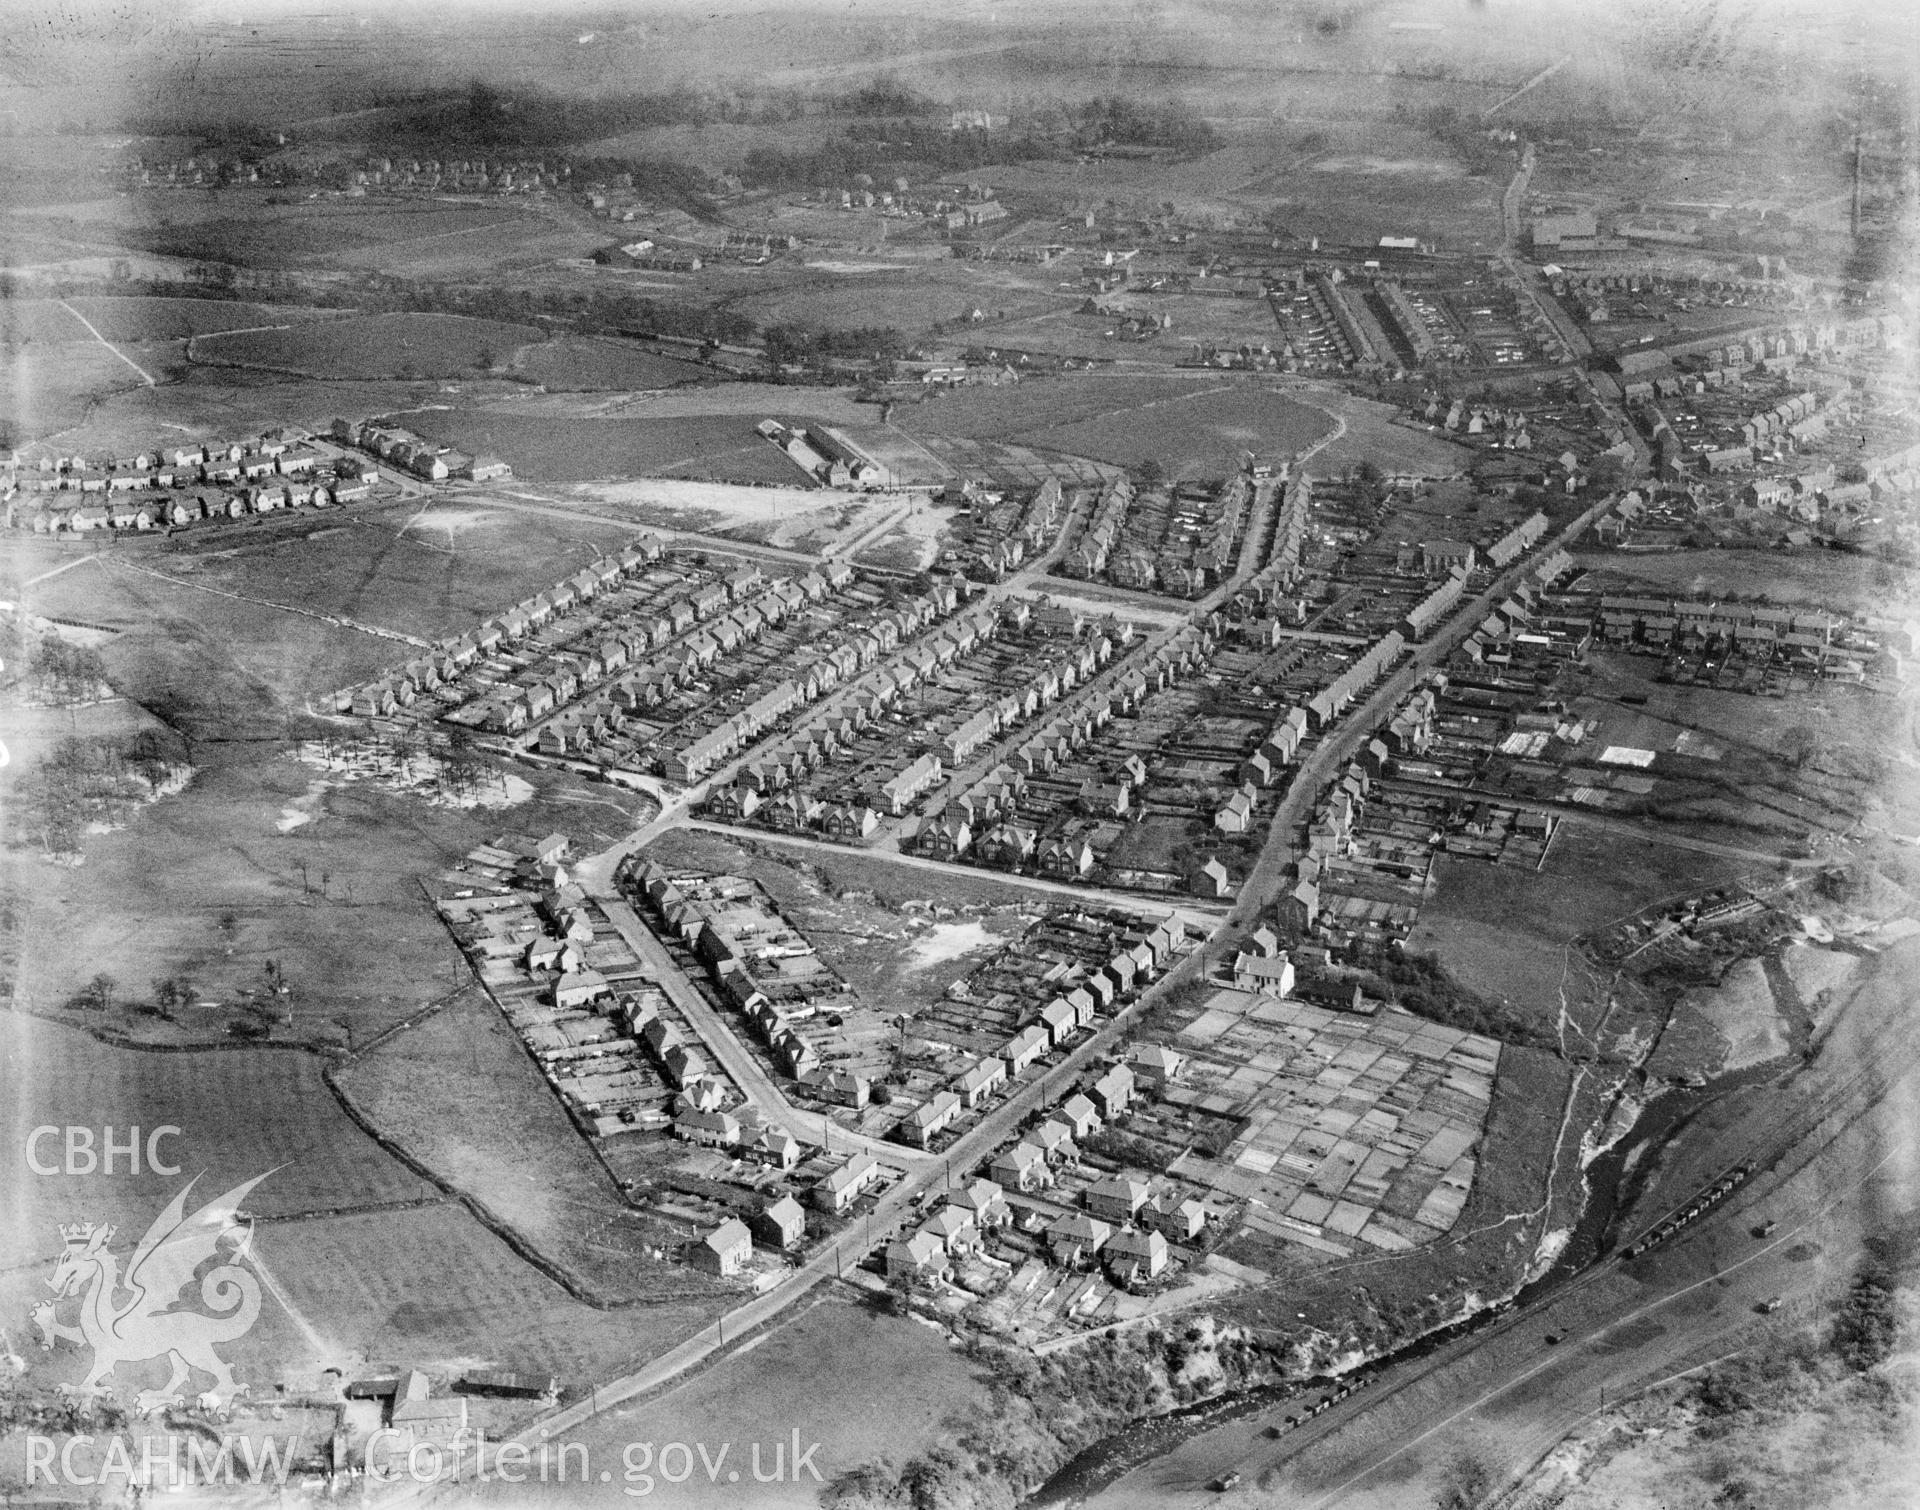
1432,1445,1496,1510
86,973,116,1012
1778,724,1820,771
151,977,180,1012
1833,1261,1899,1371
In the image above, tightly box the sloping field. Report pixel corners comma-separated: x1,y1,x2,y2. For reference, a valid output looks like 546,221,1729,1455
192,312,544,379
61,296,357,342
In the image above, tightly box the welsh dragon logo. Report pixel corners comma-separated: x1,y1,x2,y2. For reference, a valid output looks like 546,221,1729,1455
32,1173,272,1414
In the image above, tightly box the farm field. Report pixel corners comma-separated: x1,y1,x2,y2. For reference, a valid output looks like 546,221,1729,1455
334,992,710,1303
1016,383,1333,479
513,334,717,390
192,312,545,379
512,1292,989,1510
0,1014,429,1285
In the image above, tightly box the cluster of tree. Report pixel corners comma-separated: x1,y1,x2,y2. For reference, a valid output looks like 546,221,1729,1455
12,733,184,858
829,1324,1270,1509
1832,1258,1901,1371
28,638,110,705
1063,96,1219,156
392,82,751,151
761,322,914,370
565,153,717,207
1351,948,1556,1050
738,128,1036,192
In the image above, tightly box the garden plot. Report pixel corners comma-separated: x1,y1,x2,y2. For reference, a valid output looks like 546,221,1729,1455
1159,987,1499,1260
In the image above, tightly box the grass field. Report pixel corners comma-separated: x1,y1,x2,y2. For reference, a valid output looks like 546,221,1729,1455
17,499,650,715
0,1014,428,1284
1413,822,1744,1009
892,373,1233,442
514,335,716,391
1308,391,1476,477
334,991,708,1304
0,342,161,445
61,296,357,343
15,373,463,460
396,408,820,485
1016,384,1334,479
516,1291,989,1509
234,1203,716,1393
732,260,1070,337
192,312,545,379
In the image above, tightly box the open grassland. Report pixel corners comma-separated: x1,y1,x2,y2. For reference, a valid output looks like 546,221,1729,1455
396,407,816,485
192,312,545,379
0,298,97,343
326,213,608,277
513,334,716,391
89,193,586,271
0,342,161,445
60,296,357,342
515,1292,989,1509
18,374,464,459
0,734,650,1058
1017,384,1333,478
1308,390,1476,477
731,260,1070,335
2,750,500,1045
1413,822,1745,1010
16,501,648,719
892,372,1232,442
334,991,707,1304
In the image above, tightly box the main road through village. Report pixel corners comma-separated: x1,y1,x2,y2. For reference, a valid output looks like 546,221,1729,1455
416,453,1622,1492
